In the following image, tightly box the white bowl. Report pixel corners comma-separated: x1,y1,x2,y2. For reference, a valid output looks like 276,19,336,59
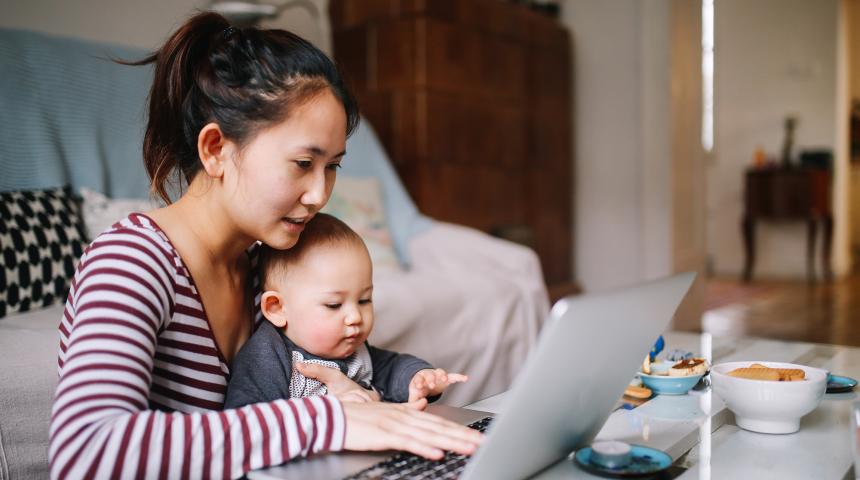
711,361,827,434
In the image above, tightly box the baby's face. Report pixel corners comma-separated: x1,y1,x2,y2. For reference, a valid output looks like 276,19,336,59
276,242,374,359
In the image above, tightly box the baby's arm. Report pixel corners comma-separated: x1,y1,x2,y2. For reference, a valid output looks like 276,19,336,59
366,345,467,403
224,324,293,408
366,345,435,402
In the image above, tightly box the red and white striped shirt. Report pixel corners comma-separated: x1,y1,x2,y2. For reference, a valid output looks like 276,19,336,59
50,213,345,479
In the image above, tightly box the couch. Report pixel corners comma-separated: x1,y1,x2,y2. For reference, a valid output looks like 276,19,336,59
0,28,549,479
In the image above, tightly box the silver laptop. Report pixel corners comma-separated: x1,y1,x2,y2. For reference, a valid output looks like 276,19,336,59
250,272,695,480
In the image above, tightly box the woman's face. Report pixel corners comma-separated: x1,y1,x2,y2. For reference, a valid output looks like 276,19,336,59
223,89,347,250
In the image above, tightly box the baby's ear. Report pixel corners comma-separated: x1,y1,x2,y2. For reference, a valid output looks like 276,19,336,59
261,291,288,329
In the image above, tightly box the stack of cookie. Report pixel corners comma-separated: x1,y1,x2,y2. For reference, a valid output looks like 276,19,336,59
727,363,805,381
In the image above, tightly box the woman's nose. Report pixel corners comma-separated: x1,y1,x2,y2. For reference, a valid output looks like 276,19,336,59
300,170,328,210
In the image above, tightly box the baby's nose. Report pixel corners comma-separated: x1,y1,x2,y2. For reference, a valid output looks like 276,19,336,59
344,310,361,325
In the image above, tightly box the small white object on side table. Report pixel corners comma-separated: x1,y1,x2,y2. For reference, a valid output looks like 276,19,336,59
466,331,860,479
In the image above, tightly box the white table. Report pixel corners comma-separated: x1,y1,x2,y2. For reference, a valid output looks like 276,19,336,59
466,331,860,479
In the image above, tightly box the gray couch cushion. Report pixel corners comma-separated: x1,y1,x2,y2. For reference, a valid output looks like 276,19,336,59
0,304,61,480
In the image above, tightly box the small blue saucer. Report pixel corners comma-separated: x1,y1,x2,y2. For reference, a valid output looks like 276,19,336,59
827,374,858,394
574,444,672,477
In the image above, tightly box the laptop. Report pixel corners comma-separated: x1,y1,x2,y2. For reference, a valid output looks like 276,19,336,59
250,272,696,480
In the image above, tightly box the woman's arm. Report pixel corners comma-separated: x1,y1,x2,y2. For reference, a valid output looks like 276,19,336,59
50,229,345,479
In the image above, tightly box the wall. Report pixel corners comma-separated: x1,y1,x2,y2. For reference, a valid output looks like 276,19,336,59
258,0,330,55
0,0,330,53
561,0,674,291
670,0,707,327
847,0,860,270
1,0,207,49
852,0,860,98
707,0,842,279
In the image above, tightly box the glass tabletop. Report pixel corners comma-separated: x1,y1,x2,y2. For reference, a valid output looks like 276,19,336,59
466,331,860,479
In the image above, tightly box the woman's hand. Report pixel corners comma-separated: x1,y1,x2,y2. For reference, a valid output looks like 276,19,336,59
341,400,484,460
298,362,482,459
408,368,468,402
296,362,380,403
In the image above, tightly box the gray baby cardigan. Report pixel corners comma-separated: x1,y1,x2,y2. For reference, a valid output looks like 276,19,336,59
225,321,434,408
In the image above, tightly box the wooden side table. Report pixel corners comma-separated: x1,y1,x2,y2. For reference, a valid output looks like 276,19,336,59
741,167,833,282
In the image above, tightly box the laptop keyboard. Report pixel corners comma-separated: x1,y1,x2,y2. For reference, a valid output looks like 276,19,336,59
342,416,494,480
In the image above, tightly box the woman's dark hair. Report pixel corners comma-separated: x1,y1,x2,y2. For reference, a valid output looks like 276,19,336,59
125,12,359,203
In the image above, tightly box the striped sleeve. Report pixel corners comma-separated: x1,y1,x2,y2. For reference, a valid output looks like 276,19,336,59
50,227,346,480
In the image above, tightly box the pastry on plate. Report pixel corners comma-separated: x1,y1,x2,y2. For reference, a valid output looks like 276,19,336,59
668,358,708,377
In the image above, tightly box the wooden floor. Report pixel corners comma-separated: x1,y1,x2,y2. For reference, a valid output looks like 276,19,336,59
674,275,860,347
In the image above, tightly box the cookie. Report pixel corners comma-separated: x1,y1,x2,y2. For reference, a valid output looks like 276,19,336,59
624,385,653,399
727,367,781,381
776,369,805,381
745,364,805,381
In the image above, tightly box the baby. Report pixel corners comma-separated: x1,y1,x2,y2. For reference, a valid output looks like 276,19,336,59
225,213,465,408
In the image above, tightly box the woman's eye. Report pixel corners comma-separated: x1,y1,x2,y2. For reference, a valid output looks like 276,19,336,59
324,303,341,310
358,299,372,305
326,163,342,171
295,160,312,170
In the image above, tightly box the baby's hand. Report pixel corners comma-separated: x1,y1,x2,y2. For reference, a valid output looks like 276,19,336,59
408,368,468,403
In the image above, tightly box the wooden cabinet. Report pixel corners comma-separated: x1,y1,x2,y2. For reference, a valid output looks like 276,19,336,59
330,0,573,284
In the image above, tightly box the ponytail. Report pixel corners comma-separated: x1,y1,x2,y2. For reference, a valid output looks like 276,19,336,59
123,12,359,204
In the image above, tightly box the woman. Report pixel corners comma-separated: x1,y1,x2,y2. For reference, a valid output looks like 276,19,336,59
49,12,481,479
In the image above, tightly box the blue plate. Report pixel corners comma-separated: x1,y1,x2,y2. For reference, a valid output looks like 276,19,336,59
574,445,672,477
827,374,858,394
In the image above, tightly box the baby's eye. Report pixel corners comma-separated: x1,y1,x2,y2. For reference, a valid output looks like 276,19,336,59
358,298,372,305
324,303,341,310
326,163,342,171
295,160,312,170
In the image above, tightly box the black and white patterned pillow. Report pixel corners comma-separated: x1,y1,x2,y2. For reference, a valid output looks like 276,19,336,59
0,187,87,318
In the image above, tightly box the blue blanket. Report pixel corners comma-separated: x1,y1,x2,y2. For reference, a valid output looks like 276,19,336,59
0,28,151,198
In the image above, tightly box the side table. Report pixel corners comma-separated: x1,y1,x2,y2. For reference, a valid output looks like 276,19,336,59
741,167,833,282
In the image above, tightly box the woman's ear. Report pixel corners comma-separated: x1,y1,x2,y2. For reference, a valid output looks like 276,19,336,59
261,291,288,329
197,122,227,178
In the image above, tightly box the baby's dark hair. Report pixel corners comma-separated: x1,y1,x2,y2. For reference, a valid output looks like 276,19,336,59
259,213,367,288
124,12,359,203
